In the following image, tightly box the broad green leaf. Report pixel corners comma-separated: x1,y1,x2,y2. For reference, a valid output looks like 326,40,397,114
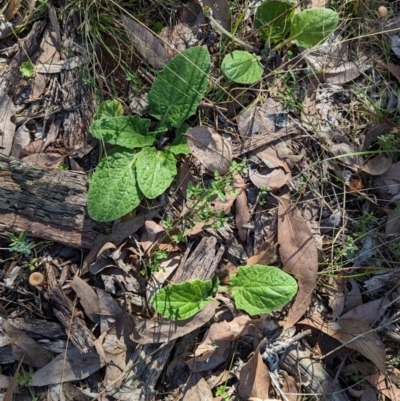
20,61,34,78
255,0,295,43
87,147,143,222
148,46,210,128
288,8,338,49
89,116,154,148
136,147,177,199
95,100,124,120
230,265,297,315
221,51,263,84
166,124,190,155
151,277,218,320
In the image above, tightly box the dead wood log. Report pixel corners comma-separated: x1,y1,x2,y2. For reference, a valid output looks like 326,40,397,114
280,343,351,401
124,236,225,390
0,154,105,249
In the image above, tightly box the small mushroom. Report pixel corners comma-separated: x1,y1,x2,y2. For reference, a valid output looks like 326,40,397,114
29,272,44,287
378,6,388,18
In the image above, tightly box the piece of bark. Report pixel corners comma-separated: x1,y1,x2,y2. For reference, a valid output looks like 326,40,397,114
280,343,351,401
44,287,96,353
0,154,105,249
9,318,65,340
124,237,224,390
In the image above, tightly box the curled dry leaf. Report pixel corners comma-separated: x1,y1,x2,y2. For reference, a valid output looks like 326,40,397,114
361,154,392,176
246,242,278,266
187,315,250,366
186,126,232,175
341,297,390,326
238,339,270,400
276,194,318,329
319,57,370,85
299,315,386,374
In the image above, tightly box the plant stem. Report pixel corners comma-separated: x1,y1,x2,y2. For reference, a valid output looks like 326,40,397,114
203,7,259,53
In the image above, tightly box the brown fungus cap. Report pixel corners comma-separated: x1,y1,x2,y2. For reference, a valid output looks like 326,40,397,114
29,272,44,287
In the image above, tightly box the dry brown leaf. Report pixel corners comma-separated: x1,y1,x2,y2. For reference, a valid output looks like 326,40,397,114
341,297,390,326
11,124,31,158
179,156,194,197
0,89,16,156
4,0,21,20
249,167,290,190
276,193,318,329
3,320,54,368
181,372,214,401
368,371,400,401
388,62,400,84
238,340,270,400
361,154,392,176
186,126,232,175
236,190,250,241
246,242,278,266
70,275,100,323
300,315,386,374
131,301,217,344
121,15,171,69
31,348,104,386
301,78,318,131
320,58,369,84
21,152,66,168
281,370,301,401
189,315,250,362
386,207,400,235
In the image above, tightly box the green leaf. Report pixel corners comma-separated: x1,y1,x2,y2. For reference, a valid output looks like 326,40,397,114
166,124,190,155
151,277,218,320
20,61,34,78
148,46,210,128
95,100,124,120
136,147,177,199
288,8,338,49
89,116,154,148
230,265,297,315
87,147,143,222
221,51,263,84
255,0,295,43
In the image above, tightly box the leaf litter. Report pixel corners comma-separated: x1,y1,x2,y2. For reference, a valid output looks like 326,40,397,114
2,0,400,399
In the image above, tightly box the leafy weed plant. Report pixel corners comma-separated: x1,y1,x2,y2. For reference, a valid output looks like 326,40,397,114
87,46,210,222
205,0,339,84
151,264,297,320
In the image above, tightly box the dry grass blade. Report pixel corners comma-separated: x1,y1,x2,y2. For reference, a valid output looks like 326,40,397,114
275,193,318,329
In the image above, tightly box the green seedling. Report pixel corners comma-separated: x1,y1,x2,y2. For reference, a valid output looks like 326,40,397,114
6,232,36,256
20,61,35,78
151,265,298,320
87,46,210,222
208,1,338,84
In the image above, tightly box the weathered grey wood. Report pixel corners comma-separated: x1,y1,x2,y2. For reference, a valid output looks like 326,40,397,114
44,287,96,353
0,154,105,249
280,343,351,401
124,236,224,390
0,21,46,94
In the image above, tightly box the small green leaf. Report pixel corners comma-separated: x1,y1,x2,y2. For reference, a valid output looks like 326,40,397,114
221,51,263,84
230,265,297,315
95,100,124,120
148,46,210,128
20,61,35,78
89,116,154,148
288,8,338,49
136,147,177,199
87,147,143,222
151,277,218,320
255,0,295,43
